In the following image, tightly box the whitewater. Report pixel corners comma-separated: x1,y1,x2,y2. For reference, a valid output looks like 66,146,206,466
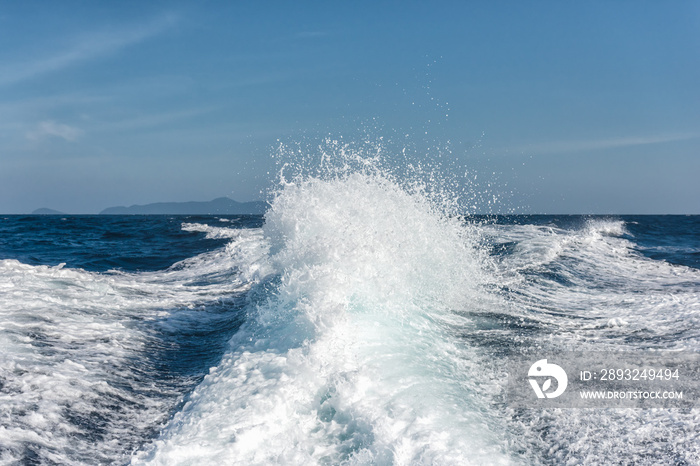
1,158,699,464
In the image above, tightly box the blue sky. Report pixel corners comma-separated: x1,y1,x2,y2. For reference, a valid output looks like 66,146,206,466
1,1,698,214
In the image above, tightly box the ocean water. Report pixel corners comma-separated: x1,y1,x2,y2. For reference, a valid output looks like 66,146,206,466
1,176,699,464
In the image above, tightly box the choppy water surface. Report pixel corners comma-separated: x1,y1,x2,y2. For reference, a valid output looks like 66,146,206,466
1,185,698,465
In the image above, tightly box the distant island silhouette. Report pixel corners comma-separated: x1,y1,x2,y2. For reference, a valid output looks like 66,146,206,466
32,208,66,215
99,197,268,215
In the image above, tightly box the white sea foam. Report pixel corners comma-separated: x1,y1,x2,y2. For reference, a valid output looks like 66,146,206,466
135,157,700,466
478,218,700,464
584,218,627,238
0,228,269,465
181,222,242,239
134,172,519,465
485,218,700,350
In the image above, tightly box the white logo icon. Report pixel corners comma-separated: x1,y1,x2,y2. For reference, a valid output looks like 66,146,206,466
528,359,568,399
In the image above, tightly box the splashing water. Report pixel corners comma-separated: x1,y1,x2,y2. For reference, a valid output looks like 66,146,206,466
133,145,520,465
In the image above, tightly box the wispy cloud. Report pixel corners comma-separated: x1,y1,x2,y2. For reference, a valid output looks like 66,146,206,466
26,120,84,142
0,13,178,87
515,132,700,155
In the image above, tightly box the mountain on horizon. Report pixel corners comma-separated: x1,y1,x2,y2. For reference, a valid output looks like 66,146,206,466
32,208,66,215
99,197,268,215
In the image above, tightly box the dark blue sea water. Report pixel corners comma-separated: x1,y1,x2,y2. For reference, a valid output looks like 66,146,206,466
0,215,263,272
0,207,698,464
3,215,697,272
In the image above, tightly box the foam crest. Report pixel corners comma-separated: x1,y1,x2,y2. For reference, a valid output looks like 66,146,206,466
583,218,628,238
487,218,700,341
181,222,243,239
135,172,516,465
485,218,629,273
264,173,483,323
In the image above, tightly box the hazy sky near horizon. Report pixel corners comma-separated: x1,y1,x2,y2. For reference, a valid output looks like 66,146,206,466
1,1,699,214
